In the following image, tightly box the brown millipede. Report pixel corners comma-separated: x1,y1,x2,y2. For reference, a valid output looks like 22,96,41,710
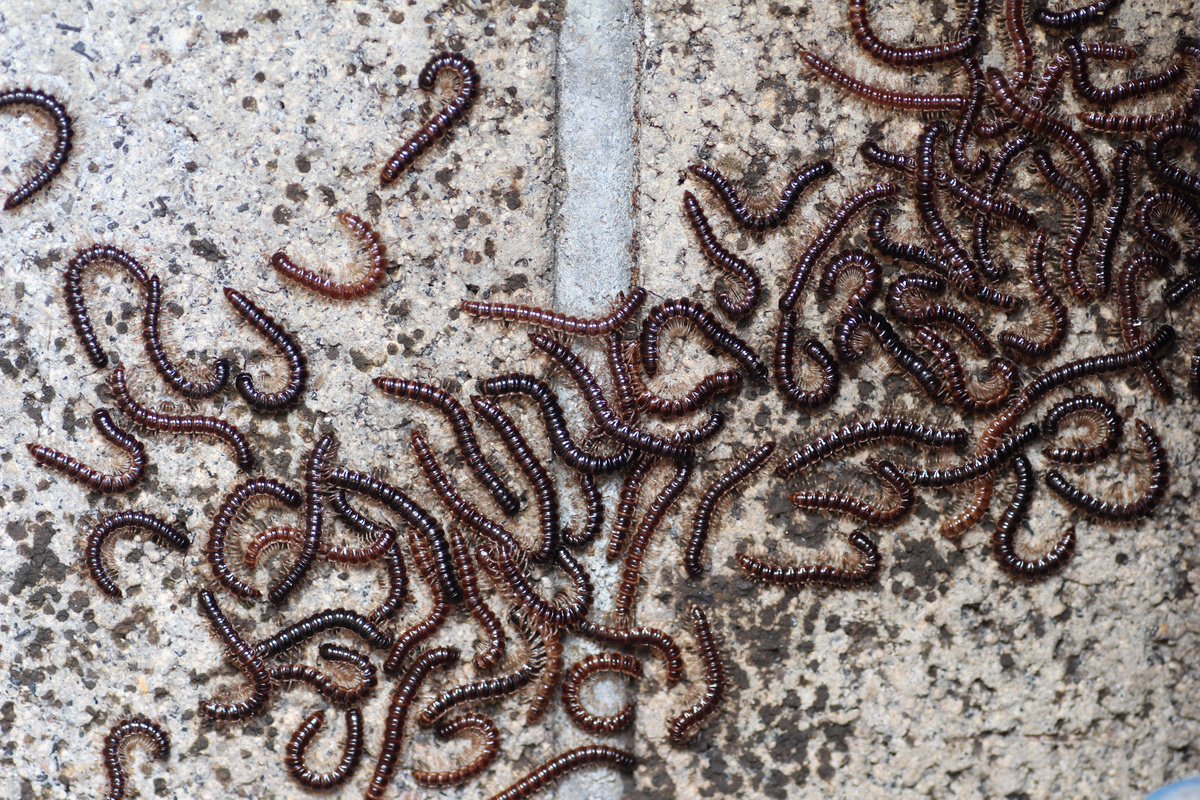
774,312,839,410
449,527,507,671
0,88,72,209
915,328,1018,414
685,443,775,578
271,211,387,300
1036,0,1121,29
476,544,594,629
737,529,882,588
992,455,1076,578
205,476,302,601
85,510,189,598
1134,188,1200,263
1032,150,1094,303
272,643,378,706
241,523,397,569
848,0,981,66
1117,252,1174,400
195,588,273,721
561,652,643,735
63,244,150,369
527,628,562,725
1145,121,1200,198
776,415,967,477
411,713,501,788
1041,394,1123,465
27,409,147,494
143,275,228,399
1046,419,1169,522
252,608,393,660
667,606,726,746
461,287,648,338
1095,143,1140,298
885,273,993,354
682,190,762,319
101,716,169,800
284,708,364,791
384,530,450,674
486,745,636,800
381,52,479,185
834,309,945,399
267,433,337,604
572,618,685,684
790,458,915,526
799,49,969,111
687,159,833,231
223,287,309,413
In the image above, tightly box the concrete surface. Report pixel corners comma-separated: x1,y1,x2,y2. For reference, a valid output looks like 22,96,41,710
1,1,1198,799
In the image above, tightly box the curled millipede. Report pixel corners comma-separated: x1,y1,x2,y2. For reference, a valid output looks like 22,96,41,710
527,628,562,725
998,231,1068,361
223,287,308,413
109,366,255,471
614,457,695,622
366,646,460,800
63,244,150,369
267,433,337,604
667,606,726,746
206,477,302,601
328,467,462,603
471,395,559,555
381,52,479,185
834,309,945,399
0,88,71,209
635,368,743,419
885,273,993,355
101,716,170,800
685,443,775,578
607,452,656,561
27,409,147,494
638,297,767,382
284,708,364,791
1061,36,1187,105
242,523,398,569
953,57,991,176
779,181,899,311
1032,149,1094,303
412,713,501,788
817,248,881,317
271,211,387,300
573,618,685,684
561,652,643,735
253,608,393,660
971,133,1033,279
143,275,228,399
375,375,519,516
992,455,1076,578
799,49,969,112
1117,252,1175,400
85,510,189,598
486,744,636,800
1036,0,1120,28
1134,188,1200,263
418,610,546,726
774,312,839,410
738,529,882,588
1096,143,1140,298
568,461,606,549
476,544,594,629
272,643,378,707
1145,120,1200,198
687,159,833,231
916,328,1019,414
866,207,945,274
682,190,762,319
900,423,1040,487
449,527,506,672
790,458,915,526
848,0,981,66
776,415,967,477
384,531,450,674
478,374,635,475
195,588,272,721
1041,394,1123,465
1046,419,1169,522
461,286,648,337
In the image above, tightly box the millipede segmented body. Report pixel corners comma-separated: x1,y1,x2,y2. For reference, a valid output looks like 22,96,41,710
688,159,833,231
561,652,643,735
109,366,255,471
267,433,337,604
1134,188,1200,263
1117,252,1174,400
900,423,1040,487
636,369,743,419
27,409,147,494
992,455,1076,578
142,275,228,399
461,287,647,337
777,416,968,477
913,123,984,297
800,49,969,112
686,443,775,578
205,477,302,601
1145,121,1200,198
381,52,479,185
243,522,398,568
952,58,991,176
573,618,684,684
284,708,364,791
1061,36,1186,105
1046,419,1169,522
866,207,945,274
790,458,915,526
1032,150,1094,303
253,607,393,660
1003,0,1034,90
272,643,378,706
1096,143,1140,298
638,297,768,382
63,244,149,369
375,375,519,516
667,606,726,745
223,287,308,412
998,231,1068,361
817,248,881,318
527,628,562,725
1164,272,1200,307
738,529,882,588
0,88,71,209
774,312,840,409
682,190,762,319
607,452,656,561
834,309,945,399
1041,394,1123,465
476,544,594,629
412,713,501,787
486,745,636,800
1035,0,1120,28
271,211,387,300
195,588,273,721
384,531,450,674
848,0,981,66
885,273,993,355
101,716,170,800
366,646,460,800
85,510,189,598
449,527,506,672
916,328,1018,414
569,461,606,549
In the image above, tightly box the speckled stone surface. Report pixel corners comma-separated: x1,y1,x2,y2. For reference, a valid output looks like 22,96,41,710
2,1,1199,799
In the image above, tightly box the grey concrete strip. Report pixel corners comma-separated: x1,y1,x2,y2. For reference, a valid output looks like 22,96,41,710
552,0,638,314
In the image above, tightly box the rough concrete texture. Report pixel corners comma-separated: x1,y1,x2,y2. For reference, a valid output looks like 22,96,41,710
1,1,1198,800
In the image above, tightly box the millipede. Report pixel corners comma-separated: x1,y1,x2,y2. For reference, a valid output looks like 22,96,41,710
916,328,1018,414
573,618,685,684
27,408,148,494
223,287,309,413
817,248,881,319
635,368,743,419
1095,143,1141,298
682,190,762,319
774,312,840,409
1117,252,1175,400
142,275,228,399
1046,419,1169,522
284,708,364,791
1134,188,1200,263
866,207,946,275
384,531,450,674
561,652,643,735
84,510,189,598
0,87,72,209
833,309,946,399
687,159,833,231
637,297,768,383
485,744,636,800
685,442,775,578
242,523,398,570
1032,149,1095,303
1035,0,1121,28
195,588,273,721
998,232,1067,361
381,51,480,185
412,712,501,788
271,211,387,300
475,544,594,629
991,455,1076,578
666,606,727,745
1061,36,1187,106
526,628,562,724
449,527,507,672
205,476,302,601
461,286,648,337
63,244,150,369
885,273,993,355
272,642,378,707
607,452,656,561
101,716,170,800
799,49,969,112
737,529,882,588
604,330,641,419
952,58,991,176
790,458,915,526
847,0,981,66
266,433,337,604
252,607,393,660
109,366,255,471
1164,272,1200,307
912,122,984,298
900,423,1041,488
569,459,606,549
1145,120,1200,198
776,415,968,478
1041,394,1123,465
1004,0,1034,90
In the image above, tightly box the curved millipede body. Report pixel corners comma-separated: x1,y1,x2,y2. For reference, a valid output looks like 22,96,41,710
101,716,170,800
1117,252,1175,400
253,607,393,660
266,433,337,604
638,297,768,382
790,458,915,526
916,328,1019,414
381,52,480,185
998,231,1068,361
205,476,302,601
682,190,762,319
412,713,501,788
476,543,594,629
667,606,726,745
1036,0,1121,28
461,287,647,337
1134,188,1200,263
1145,121,1200,198
272,643,378,707
777,416,968,477
900,423,1040,488
573,618,685,684
800,49,969,112
834,309,945,399
143,275,228,399
109,366,255,471
1032,150,1094,302
63,244,150,369
284,708,363,791
449,527,506,671
195,588,272,721
27,409,147,494
223,287,309,412
774,312,839,409
486,745,636,800
243,523,398,569
992,455,1076,578
885,273,993,354
85,510,189,598
1041,394,1123,465
607,452,656,561
1046,419,1168,522
384,531,450,674
561,652,643,735
527,629,563,725
0,88,72,209
687,159,833,231
848,0,981,66
271,211,387,300
685,443,775,578
738,529,882,588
